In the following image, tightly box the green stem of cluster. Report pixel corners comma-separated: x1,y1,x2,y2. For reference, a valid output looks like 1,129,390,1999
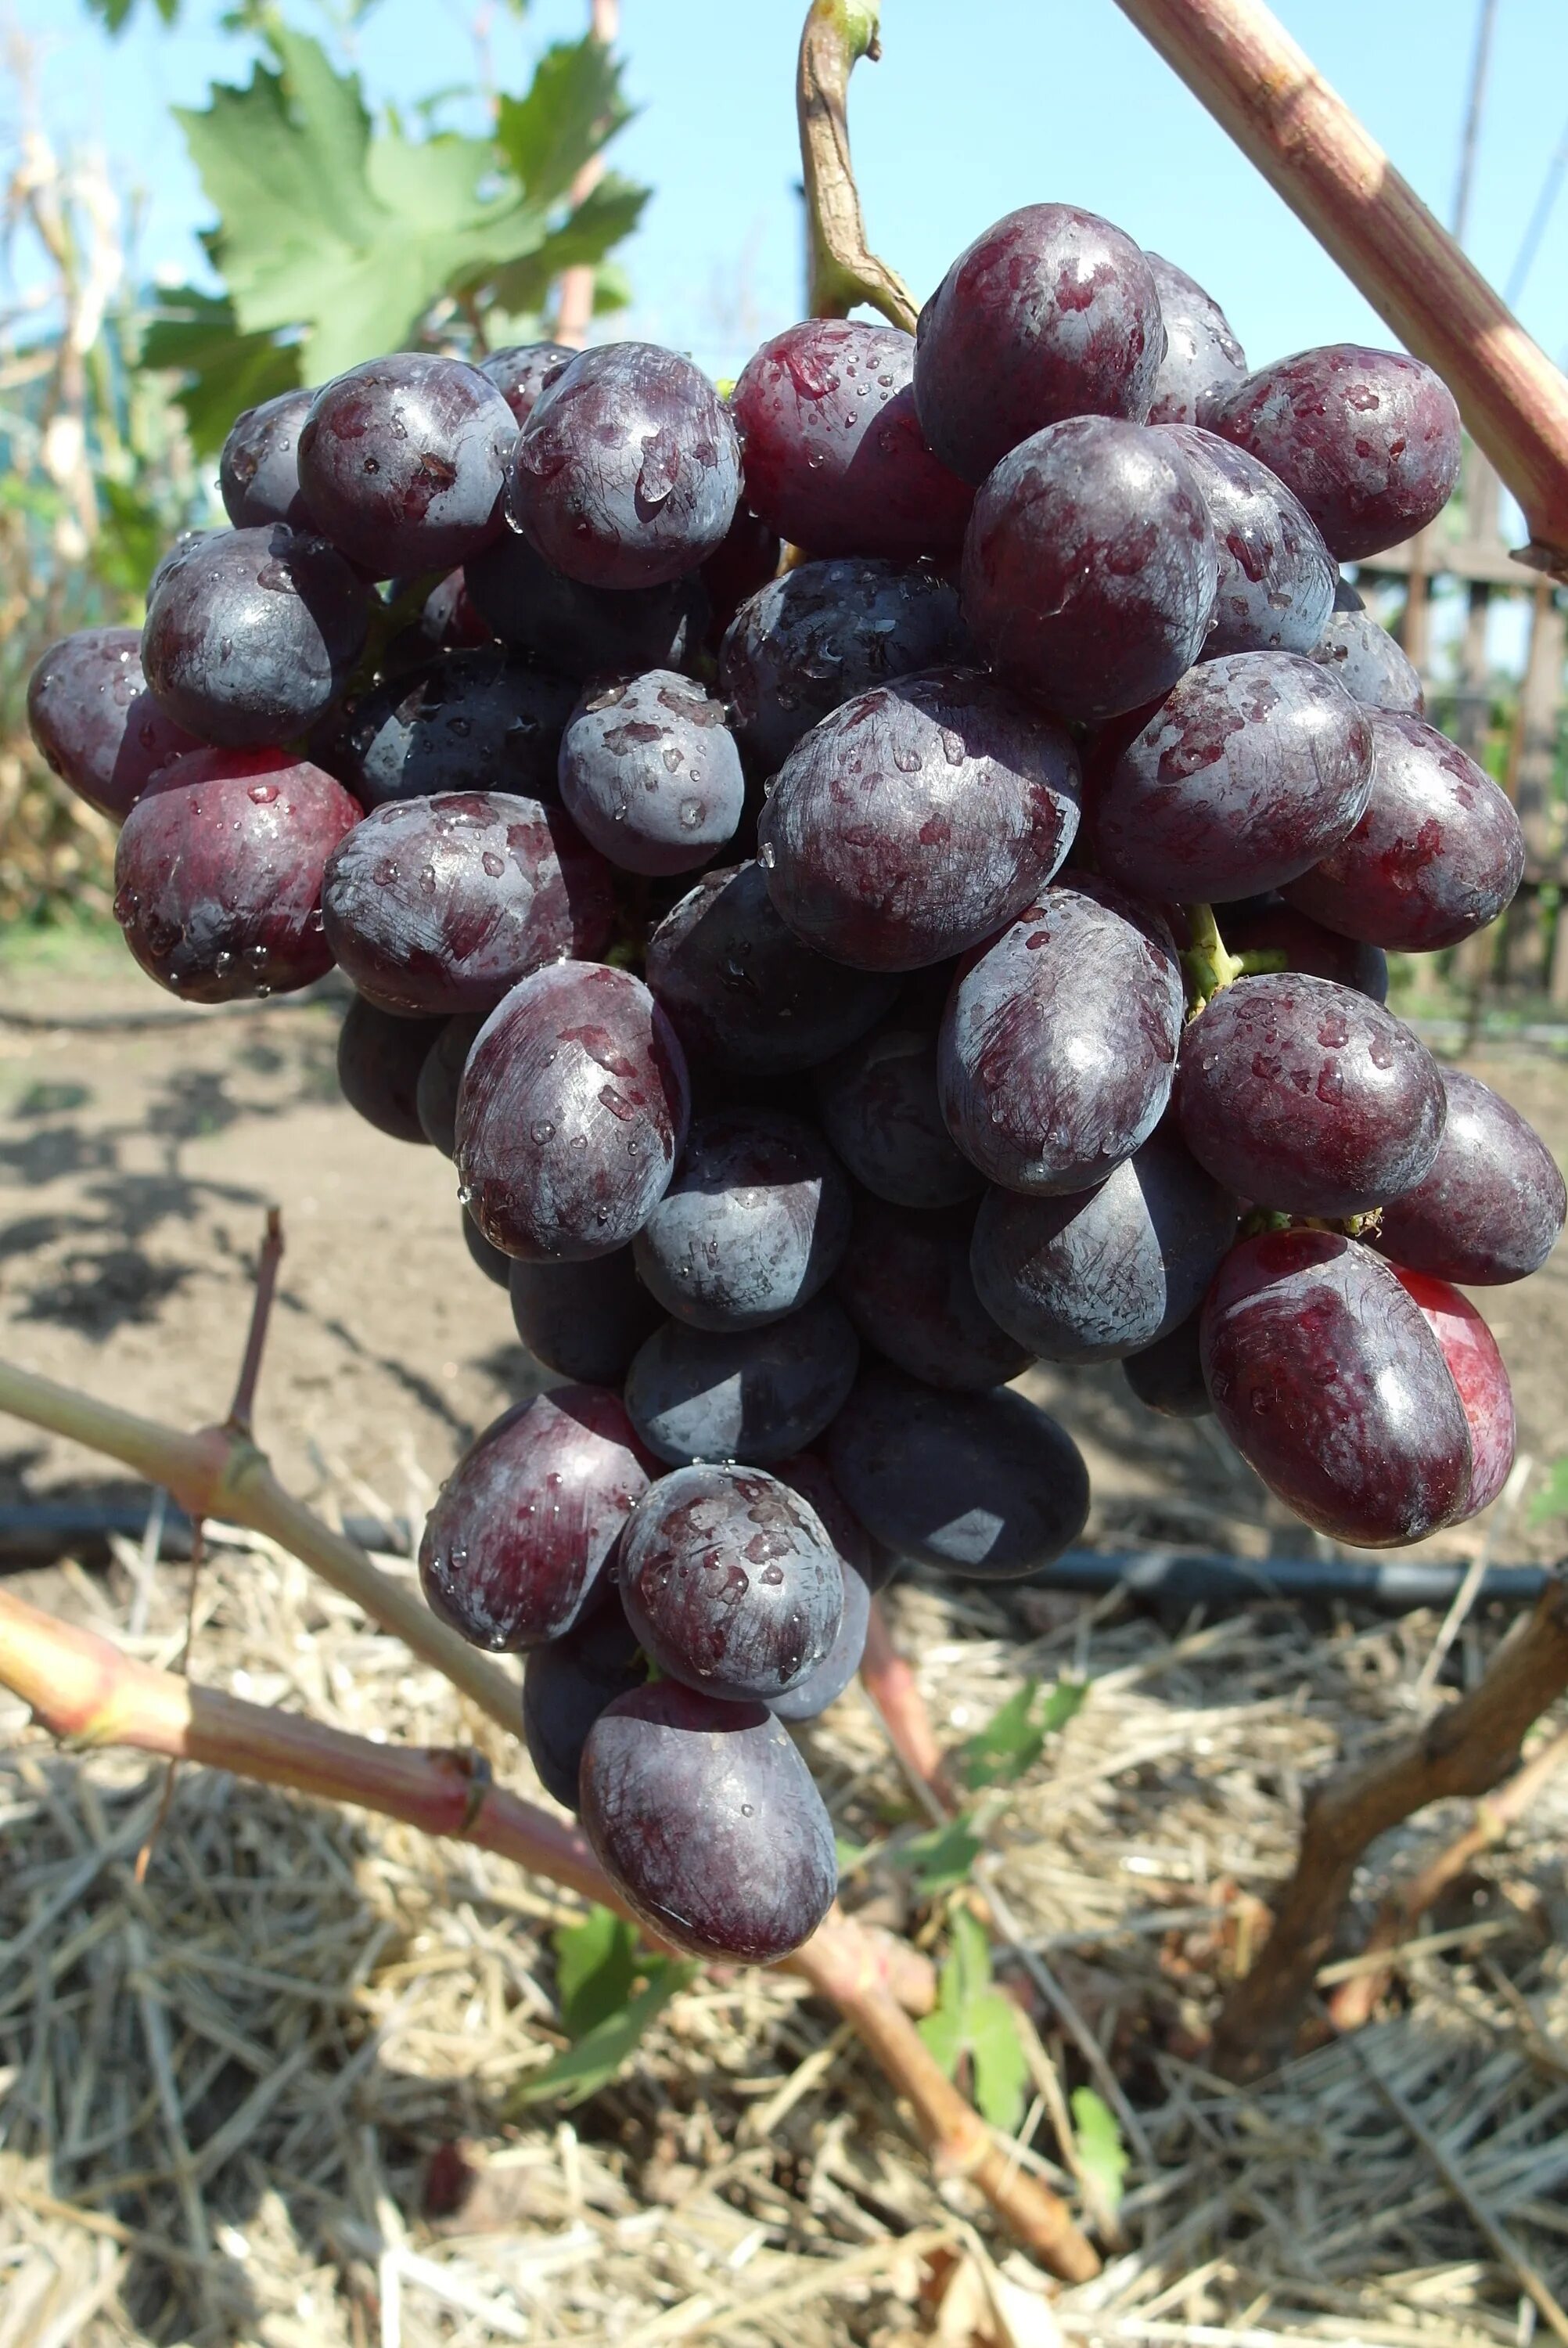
1179,901,1246,1009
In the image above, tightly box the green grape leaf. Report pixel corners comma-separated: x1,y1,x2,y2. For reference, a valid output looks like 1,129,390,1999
494,35,635,211
1038,1675,1090,1736
902,1812,984,1894
1070,2087,1130,2215
140,289,302,456
918,1909,1028,2135
553,1904,638,2040
507,1972,692,2112
957,1676,1088,1792
1528,1455,1568,1527
480,175,650,315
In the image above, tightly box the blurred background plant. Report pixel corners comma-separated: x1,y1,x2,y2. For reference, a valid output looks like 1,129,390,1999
2,0,641,927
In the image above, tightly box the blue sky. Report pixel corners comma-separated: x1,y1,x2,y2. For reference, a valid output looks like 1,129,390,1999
11,0,1568,391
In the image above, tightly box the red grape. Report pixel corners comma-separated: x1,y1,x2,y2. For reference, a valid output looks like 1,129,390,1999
835,1194,1033,1390
142,524,369,748
624,1292,860,1466
27,627,200,821
558,670,744,877
219,388,318,531
1375,1068,1565,1286
1393,1269,1516,1516
299,354,514,578
631,1111,851,1332
1144,253,1248,427
336,996,444,1143
1155,425,1335,657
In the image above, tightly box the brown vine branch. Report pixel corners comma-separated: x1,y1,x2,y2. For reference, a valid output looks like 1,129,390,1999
797,0,919,331
1326,1723,1568,2032
1110,0,1568,574
1213,1573,1568,2079
226,1206,284,1436
860,1594,956,1817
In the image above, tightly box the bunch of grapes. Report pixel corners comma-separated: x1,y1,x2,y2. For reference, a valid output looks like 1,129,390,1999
29,202,1565,1968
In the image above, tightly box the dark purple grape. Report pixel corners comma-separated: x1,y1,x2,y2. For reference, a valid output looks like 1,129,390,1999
617,1463,842,1701
757,668,1081,972
415,1015,484,1154
646,861,898,1076
732,319,973,563
828,1364,1089,1578
699,505,781,643
1091,651,1372,903
1206,347,1462,562
27,627,200,821
632,1110,851,1331
419,568,496,653
914,204,1163,482
298,354,514,578
836,1195,1032,1389
1309,601,1424,715
1224,898,1388,1002
1144,253,1248,427
961,417,1217,722
334,651,576,810
142,525,369,747
1155,425,1335,657
558,670,744,876
970,1126,1237,1363
1282,713,1525,952
458,962,690,1259
523,1589,646,1809
219,388,317,530
113,746,358,1002
336,996,444,1143
768,1452,882,1719
463,1206,512,1288
1394,1268,1515,1516
322,792,613,1017
464,531,707,679
509,1250,664,1381
508,342,740,589
580,1680,836,1962
419,1385,652,1649
721,556,967,776
779,1449,895,1590
1201,1230,1471,1544
1177,974,1444,1216
1375,1069,1565,1285
479,340,574,424
815,999,982,1211
624,1293,859,1466
1122,1312,1211,1418
939,880,1185,1195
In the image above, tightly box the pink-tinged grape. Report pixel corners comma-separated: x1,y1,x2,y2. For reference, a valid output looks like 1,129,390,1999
646,862,899,1076
1375,1068,1565,1285
464,530,707,679
1199,1230,1472,1545
1309,581,1425,715
27,627,200,821
1090,651,1372,903
322,792,613,1017
415,1016,484,1156
828,1364,1089,1578
914,204,1163,483
1281,712,1525,952
699,505,781,643
298,354,514,578
510,1250,663,1384
814,999,984,1212
478,340,574,424
1176,974,1444,1217
1393,1268,1516,1516
757,668,1081,971
508,342,741,589
631,1111,851,1332
1122,1311,1211,1418
219,388,318,530
113,746,358,1002
961,417,1217,722
731,319,973,562
1155,425,1335,657
1223,898,1388,1002
522,1586,646,1811
624,1293,859,1466
558,670,745,876
617,1463,842,1702
579,1680,836,1963
835,1195,1033,1390
336,996,444,1143
1144,253,1248,426
938,880,1185,1195
418,1385,653,1650
335,651,576,810
455,962,690,1261
721,556,967,775
1205,346,1462,562
768,1451,885,1720
142,525,369,748
970,1126,1236,1363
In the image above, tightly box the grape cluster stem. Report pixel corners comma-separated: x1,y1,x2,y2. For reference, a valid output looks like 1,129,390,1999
797,0,919,333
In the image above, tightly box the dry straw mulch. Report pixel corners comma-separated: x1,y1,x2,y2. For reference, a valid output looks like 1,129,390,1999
2,1513,1566,2347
